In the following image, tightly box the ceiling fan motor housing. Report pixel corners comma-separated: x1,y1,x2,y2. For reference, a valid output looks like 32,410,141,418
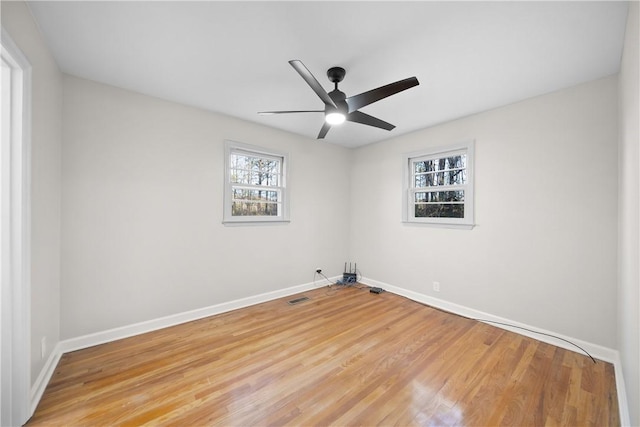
259,60,419,139
328,89,348,116
327,66,346,83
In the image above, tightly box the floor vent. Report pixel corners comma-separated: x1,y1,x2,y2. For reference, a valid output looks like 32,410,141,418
288,296,310,305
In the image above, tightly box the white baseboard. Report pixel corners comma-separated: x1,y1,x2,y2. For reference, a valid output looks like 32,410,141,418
29,277,333,419
30,341,63,417
29,275,630,426
360,276,631,426
59,278,333,354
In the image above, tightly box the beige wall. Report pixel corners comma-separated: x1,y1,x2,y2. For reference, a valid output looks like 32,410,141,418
60,75,351,338
350,76,619,349
618,1,639,424
1,1,63,385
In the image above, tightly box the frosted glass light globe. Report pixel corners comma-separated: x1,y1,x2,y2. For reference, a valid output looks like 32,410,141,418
325,112,346,125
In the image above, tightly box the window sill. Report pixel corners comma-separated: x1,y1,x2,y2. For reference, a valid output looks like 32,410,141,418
402,221,476,230
223,219,291,227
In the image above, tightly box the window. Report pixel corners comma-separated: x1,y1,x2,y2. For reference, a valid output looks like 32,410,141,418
403,141,475,228
223,140,289,224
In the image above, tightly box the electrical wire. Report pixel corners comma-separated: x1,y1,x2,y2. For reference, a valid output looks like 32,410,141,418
353,269,368,289
311,271,593,363
314,271,340,296
313,270,594,362
313,271,333,285
313,267,368,292
317,271,334,284
412,298,597,364
469,318,597,364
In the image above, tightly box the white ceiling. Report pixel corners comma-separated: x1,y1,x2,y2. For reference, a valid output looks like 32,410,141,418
28,1,629,148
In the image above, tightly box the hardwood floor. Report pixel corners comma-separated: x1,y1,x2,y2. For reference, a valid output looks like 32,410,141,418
27,286,619,426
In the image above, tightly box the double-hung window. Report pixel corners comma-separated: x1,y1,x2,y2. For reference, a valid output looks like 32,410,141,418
223,140,289,224
403,141,475,228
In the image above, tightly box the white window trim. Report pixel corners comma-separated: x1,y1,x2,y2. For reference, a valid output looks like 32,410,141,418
402,140,475,229
223,140,290,225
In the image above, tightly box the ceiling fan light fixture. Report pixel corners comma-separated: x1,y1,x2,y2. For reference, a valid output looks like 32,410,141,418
261,60,419,139
325,112,346,125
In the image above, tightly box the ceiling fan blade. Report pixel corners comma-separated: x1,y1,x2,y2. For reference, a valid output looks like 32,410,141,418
289,60,337,109
317,122,331,139
258,110,324,115
347,110,395,131
345,77,419,113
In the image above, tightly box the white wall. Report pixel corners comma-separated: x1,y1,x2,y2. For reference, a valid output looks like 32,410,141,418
618,2,639,425
1,2,63,386
350,76,619,349
3,1,630,418
61,75,351,339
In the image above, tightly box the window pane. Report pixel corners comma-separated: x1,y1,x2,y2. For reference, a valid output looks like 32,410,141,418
231,170,280,186
415,203,464,218
233,189,279,202
232,201,279,216
225,142,289,223
405,144,473,225
414,154,466,174
415,174,426,187
415,170,466,187
414,161,427,173
245,171,277,186
415,190,464,203
230,154,247,169
230,154,281,186
260,159,280,174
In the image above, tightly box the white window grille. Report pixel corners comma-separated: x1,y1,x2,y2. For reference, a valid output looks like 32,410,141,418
224,141,289,224
403,141,475,228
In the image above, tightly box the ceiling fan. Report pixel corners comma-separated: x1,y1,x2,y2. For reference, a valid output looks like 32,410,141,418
259,60,420,139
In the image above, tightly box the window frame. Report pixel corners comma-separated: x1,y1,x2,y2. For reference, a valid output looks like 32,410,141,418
223,140,290,225
402,140,475,229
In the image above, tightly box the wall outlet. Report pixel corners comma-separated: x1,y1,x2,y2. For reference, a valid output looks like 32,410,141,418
41,337,47,359
433,281,441,292
316,268,322,274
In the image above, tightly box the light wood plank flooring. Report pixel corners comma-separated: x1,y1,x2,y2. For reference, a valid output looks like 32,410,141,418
27,286,619,426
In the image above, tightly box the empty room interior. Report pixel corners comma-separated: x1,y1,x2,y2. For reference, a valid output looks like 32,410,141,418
1,1,639,426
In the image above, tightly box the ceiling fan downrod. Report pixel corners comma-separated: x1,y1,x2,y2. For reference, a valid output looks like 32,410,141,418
327,66,346,90
258,60,419,139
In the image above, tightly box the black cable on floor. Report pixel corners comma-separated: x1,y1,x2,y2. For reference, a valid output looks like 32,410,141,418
470,318,597,364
